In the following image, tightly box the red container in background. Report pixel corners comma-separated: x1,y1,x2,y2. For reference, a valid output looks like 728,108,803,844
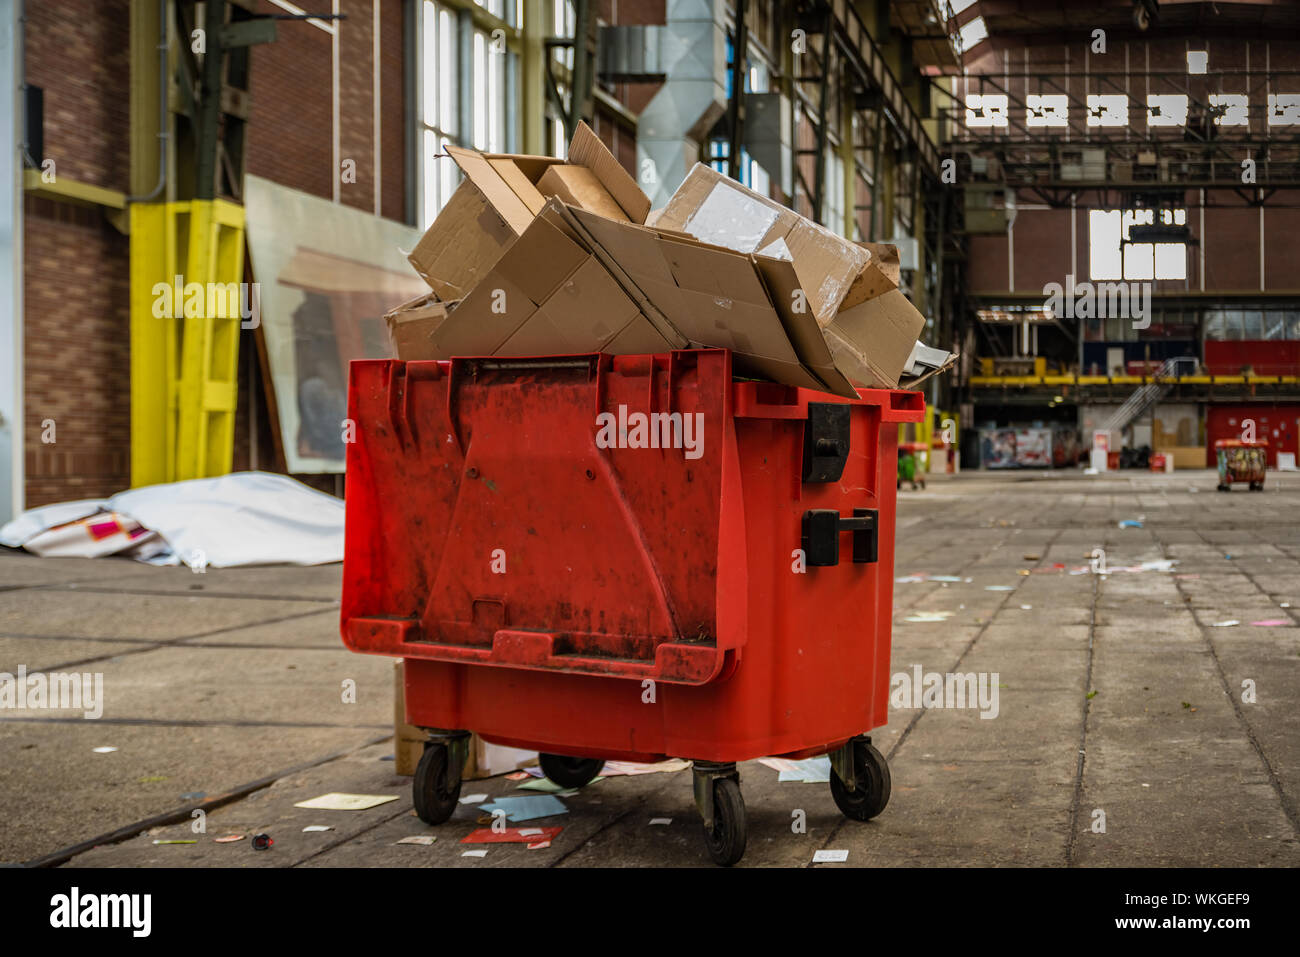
1205,404,1300,468
340,350,924,864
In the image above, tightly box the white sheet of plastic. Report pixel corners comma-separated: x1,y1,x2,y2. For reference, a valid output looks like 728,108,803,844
1,472,344,567
756,237,793,261
0,499,108,548
682,181,780,254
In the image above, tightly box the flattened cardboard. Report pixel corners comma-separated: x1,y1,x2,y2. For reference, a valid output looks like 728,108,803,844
408,184,923,398
565,120,651,223
406,179,516,302
489,158,547,216
823,288,925,389
557,205,687,349
857,242,902,286
384,292,452,360
408,122,649,302
497,257,640,356
753,255,858,397
445,145,538,234
654,164,869,327
839,244,902,312
494,214,589,307
537,165,630,222
430,269,537,357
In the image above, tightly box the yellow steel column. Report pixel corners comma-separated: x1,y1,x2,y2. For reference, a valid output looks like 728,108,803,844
174,199,245,480
129,202,177,487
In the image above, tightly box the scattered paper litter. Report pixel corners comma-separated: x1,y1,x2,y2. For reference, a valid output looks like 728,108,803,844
462,849,488,858
1118,519,1144,529
152,840,196,845
596,759,691,776
1251,619,1290,627
1212,620,1240,628
460,826,563,844
527,840,552,850
985,585,1015,592
648,818,672,826
92,747,117,753
903,611,952,623
477,794,569,822
213,835,245,844
813,849,849,863
302,825,332,832
505,771,531,781
759,755,832,783
1136,559,1177,573
293,793,400,811
459,793,489,804
395,835,436,846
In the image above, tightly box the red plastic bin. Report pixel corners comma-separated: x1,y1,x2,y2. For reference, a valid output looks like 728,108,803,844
341,349,923,864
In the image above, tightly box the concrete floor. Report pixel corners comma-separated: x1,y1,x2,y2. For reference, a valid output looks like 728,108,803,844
2,468,1297,867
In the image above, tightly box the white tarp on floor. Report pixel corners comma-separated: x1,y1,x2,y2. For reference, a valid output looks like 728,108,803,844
0,472,344,567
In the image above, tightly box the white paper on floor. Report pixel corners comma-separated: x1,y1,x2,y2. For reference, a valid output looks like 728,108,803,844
1,471,344,567
758,755,832,783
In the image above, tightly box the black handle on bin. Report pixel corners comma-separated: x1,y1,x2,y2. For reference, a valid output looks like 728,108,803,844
801,508,878,567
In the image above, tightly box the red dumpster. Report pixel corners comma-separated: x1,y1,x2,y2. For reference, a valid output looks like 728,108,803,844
341,349,924,864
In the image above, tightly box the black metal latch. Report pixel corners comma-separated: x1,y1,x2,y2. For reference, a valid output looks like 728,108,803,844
802,402,850,483
801,508,879,567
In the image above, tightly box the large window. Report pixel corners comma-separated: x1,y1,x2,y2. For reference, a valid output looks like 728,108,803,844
1204,309,1300,341
707,36,772,196
420,2,460,229
417,1,518,228
1089,208,1187,282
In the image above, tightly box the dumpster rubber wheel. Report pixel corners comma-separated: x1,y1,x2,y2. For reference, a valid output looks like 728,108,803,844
1217,484,1231,492
830,740,891,822
413,743,461,825
538,753,604,789
1249,481,1264,491
703,777,746,866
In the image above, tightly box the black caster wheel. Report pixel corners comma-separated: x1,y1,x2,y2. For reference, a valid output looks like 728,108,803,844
830,739,891,821
702,777,746,866
1216,484,1231,492
1249,482,1264,491
413,742,462,825
538,753,604,789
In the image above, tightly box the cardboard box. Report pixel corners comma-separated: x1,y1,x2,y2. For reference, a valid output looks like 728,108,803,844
407,122,648,302
537,165,631,222
383,292,452,360
651,163,870,328
432,201,677,361
393,660,426,776
406,179,517,302
823,289,927,389
404,125,933,395
1157,445,1206,470
393,660,536,779
426,194,926,394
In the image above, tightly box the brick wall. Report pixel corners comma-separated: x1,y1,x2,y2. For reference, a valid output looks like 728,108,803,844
22,1,131,506
21,0,409,507
23,198,132,505
248,0,407,216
